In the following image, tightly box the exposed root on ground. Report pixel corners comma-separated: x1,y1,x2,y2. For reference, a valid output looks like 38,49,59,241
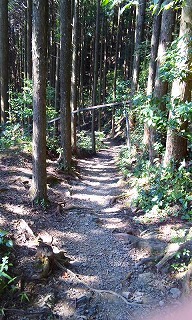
35,242,140,309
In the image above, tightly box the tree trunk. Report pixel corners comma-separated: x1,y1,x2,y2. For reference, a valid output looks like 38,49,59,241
92,0,100,153
112,5,121,137
164,0,192,166
60,0,72,170
143,0,162,162
71,0,79,153
154,0,175,110
131,0,146,96
54,42,60,136
27,0,32,80
31,0,48,203
0,0,9,125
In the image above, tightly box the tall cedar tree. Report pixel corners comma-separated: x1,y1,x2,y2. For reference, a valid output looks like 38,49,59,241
60,0,72,170
164,0,192,165
71,0,79,152
144,0,162,161
0,0,9,124
92,0,101,153
31,0,48,203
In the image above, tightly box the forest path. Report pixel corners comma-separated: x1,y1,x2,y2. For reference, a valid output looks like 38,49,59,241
0,140,180,320
51,139,152,319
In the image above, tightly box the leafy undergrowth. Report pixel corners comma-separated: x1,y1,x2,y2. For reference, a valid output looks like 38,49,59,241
118,145,192,224
76,130,106,157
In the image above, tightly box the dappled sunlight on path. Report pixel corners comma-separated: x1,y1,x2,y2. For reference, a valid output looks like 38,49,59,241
71,142,125,209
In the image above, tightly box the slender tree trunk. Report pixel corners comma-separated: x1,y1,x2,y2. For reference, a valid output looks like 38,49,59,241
154,0,175,110
164,0,192,166
92,0,100,153
60,0,72,170
31,0,48,203
131,0,146,96
78,8,85,129
71,0,79,152
98,13,105,132
54,42,60,135
27,0,32,80
0,0,9,125
143,0,162,162
112,5,121,137
128,8,136,81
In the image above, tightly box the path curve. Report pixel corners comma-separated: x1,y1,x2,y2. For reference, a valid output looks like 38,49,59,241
53,140,148,319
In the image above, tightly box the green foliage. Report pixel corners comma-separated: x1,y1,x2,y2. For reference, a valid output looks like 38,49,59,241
9,79,33,125
119,116,191,219
1,80,58,152
171,249,191,272
0,230,15,295
159,35,191,84
77,131,105,152
132,92,191,140
0,123,32,151
106,75,130,103
19,291,30,302
9,80,57,126
139,95,168,131
0,230,13,248
134,161,191,219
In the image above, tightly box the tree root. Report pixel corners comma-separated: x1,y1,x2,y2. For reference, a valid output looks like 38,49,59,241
136,254,164,267
55,260,140,308
35,242,140,308
56,203,96,214
109,193,127,205
3,308,51,318
156,240,192,272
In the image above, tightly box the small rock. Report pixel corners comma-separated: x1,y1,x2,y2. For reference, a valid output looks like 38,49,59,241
134,296,143,303
159,300,165,307
113,233,130,242
137,272,154,287
133,291,143,303
122,291,131,299
170,287,181,299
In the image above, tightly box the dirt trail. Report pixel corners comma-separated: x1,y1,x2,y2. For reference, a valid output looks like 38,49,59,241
48,140,162,319
0,140,182,319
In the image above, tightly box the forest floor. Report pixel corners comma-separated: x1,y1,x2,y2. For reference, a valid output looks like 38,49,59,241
0,139,191,319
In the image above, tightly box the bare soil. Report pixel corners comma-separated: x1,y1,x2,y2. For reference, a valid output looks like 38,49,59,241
0,139,190,319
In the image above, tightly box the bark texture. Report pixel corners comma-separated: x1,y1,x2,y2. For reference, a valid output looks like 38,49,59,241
71,0,79,152
131,0,146,95
0,0,9,124
27,0,32,80
31,0,48,202
143,0,162,162
60,0,72,170
91,0,100,153
154,0,175,108
164,0,192,166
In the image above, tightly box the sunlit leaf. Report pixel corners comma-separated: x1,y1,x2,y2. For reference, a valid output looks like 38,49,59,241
5,240,13,248
120,1,138,14
0,230,8,238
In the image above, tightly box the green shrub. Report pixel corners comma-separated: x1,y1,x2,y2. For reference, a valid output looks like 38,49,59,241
77,130,105,152
119,144,192,220
0,230,15,295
